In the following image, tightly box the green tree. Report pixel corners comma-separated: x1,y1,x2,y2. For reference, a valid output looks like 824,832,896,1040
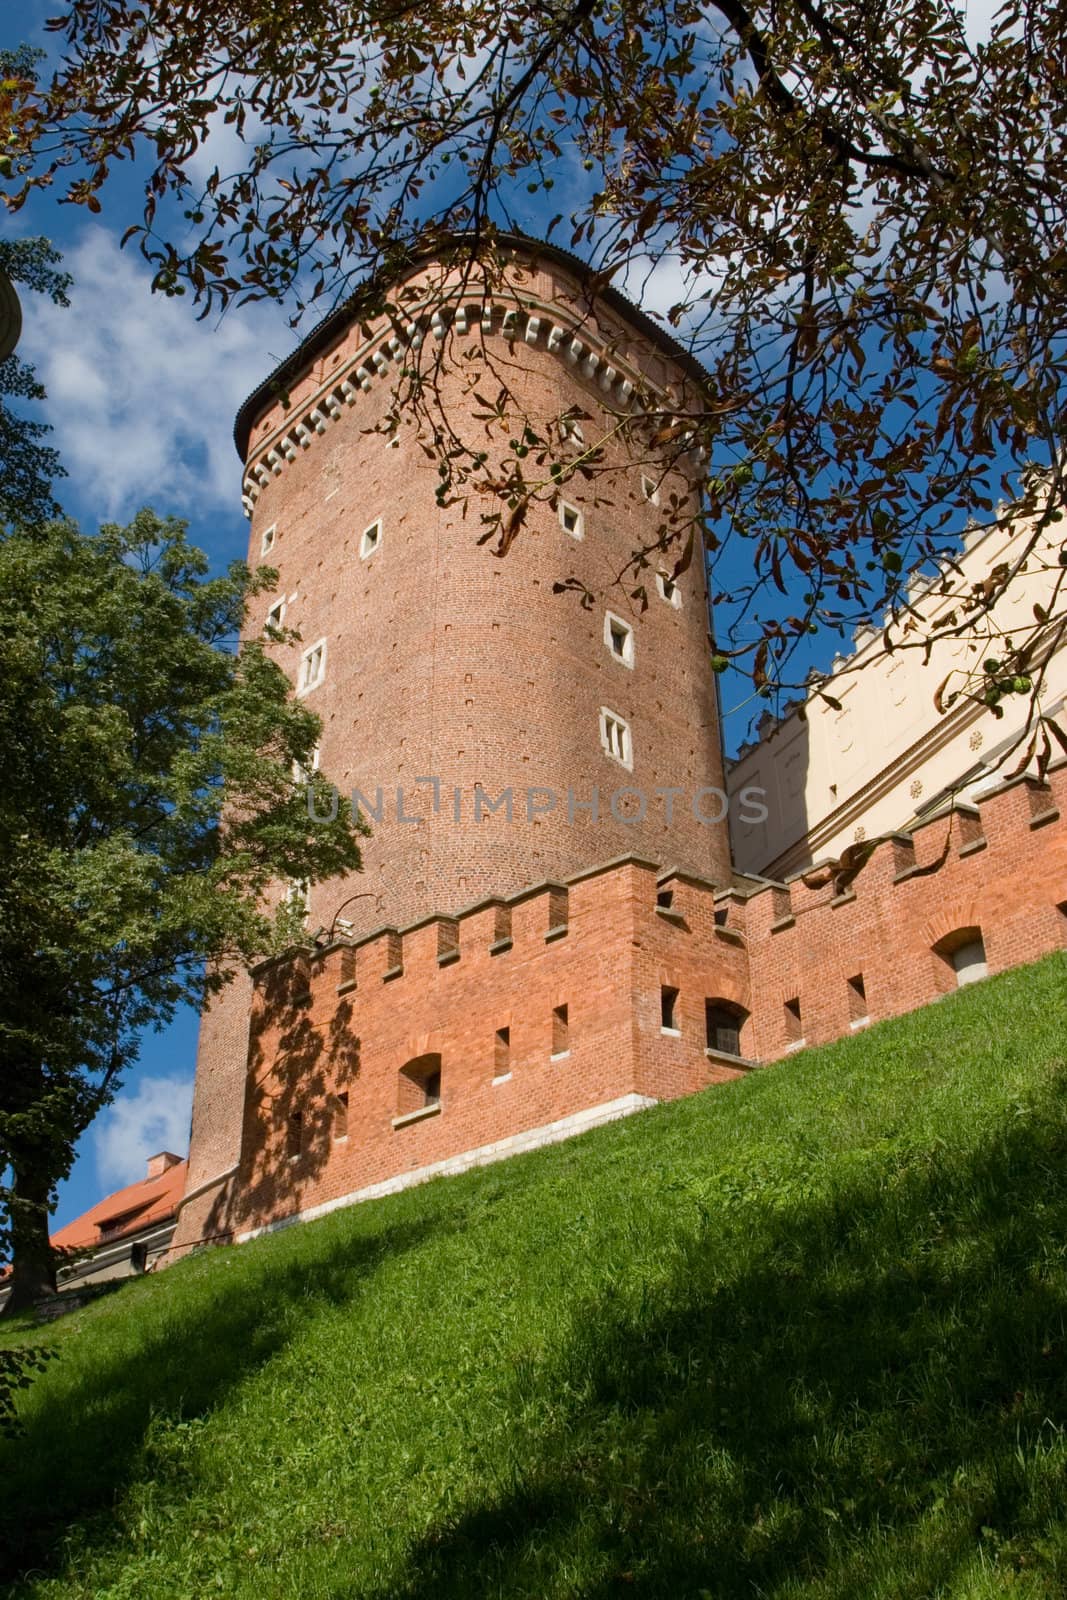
0,510,366,1313
0,232,69,528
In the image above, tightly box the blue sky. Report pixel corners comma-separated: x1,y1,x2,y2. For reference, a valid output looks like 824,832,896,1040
3,0,1006,1228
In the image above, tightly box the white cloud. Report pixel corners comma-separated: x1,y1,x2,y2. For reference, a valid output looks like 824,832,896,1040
93,1072,194,1191
19,224,294,520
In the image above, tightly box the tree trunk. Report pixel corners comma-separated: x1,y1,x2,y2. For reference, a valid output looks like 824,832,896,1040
2,1163,57,1316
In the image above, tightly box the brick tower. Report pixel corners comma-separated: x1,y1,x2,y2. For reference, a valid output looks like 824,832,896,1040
172,235,734,1250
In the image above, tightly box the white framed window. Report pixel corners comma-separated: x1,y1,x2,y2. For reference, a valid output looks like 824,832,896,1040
559,501,584,540
655,569,682,608
360,519,382,559
298,638,327,695
260,523,277,556
641,474,660,505
604,612,635,668
599,707,633,770
292,745,320,784
284,878,309,923
265,597,286,632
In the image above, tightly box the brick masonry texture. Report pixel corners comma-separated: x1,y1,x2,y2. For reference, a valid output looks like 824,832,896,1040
174,766,1067,1249
171,239,1067,1255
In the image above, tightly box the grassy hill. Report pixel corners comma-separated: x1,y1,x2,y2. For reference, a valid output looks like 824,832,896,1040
3,952,1067,1599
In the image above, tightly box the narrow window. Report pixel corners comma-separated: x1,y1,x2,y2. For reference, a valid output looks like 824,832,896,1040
292,745,320,785
713,906,729,927
260,523,277,556
655,570,682,608
494,1026,511,1079
396,1052,442,1118
847,973,868,1024
265,597,286,632
298,638,326,694
657,888,674,909
332,1092,349,1141
600,708,633,769
604,612,635,668
641,474,660,505
661,985,680,1033
286,1110,303,1159
559,501,584,539
360,519,382,559
552,1004,569,1058
285,879,309,924
130,1242,148,1274
934,927,988,988
784,997,803,1044
705,1001,746,1057
951,936,988,986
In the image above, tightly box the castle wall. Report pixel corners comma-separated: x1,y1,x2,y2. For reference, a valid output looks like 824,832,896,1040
170,764,1066,1250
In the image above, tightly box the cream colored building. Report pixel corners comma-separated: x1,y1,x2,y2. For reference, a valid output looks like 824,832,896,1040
727,506,1067,878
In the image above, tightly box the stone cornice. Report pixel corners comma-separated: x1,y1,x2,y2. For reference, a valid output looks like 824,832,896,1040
238,286,707,518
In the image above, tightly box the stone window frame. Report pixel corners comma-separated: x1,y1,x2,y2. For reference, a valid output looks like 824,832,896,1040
599,706,633,770
298,638,327,695
604,611,635,669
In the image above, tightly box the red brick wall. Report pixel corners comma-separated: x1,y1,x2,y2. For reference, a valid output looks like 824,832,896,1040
184,763,1065,1245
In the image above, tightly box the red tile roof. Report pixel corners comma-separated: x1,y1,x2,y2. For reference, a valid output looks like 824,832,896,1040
51,1159,187,1254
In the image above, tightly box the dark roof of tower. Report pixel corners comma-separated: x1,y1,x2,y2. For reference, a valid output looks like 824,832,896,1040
233,231,712,459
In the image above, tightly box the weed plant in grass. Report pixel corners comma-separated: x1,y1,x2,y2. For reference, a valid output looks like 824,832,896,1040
2,953,1066,1598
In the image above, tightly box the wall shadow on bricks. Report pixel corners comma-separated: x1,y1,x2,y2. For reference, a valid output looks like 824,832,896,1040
227,962,363,1236
0,1207,450,1587
356,1068,1067,1600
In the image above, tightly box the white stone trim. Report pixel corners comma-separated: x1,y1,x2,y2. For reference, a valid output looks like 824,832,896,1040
234,1094,658,1243
240,287,704,516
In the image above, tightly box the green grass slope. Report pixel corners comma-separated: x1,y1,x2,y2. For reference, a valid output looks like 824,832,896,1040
3,953,1067,1599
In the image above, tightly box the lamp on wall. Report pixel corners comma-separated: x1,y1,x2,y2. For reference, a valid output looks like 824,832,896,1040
0,267,22,360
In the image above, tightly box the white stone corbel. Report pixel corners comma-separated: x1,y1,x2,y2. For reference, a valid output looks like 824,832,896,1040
372,349,390,373
453,306,469,335
481,303,494,333
266,449,284,474
242,496,254,518
547,324,565,351
566,338,583,364
431,311,447,339
389,335,405,359
309,408,328,433
525,316,541,345
295,423,313,448
282,440,298,461
405,321,425,350
599,365,617,390
501,308,518,336
618,378,634,402
581,352,600,379
253,464,272,487
340,380,359,403
355,366,373,391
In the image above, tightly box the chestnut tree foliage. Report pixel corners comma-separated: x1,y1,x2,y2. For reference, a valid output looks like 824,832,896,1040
4,0,1067,753
0,512,365,1312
